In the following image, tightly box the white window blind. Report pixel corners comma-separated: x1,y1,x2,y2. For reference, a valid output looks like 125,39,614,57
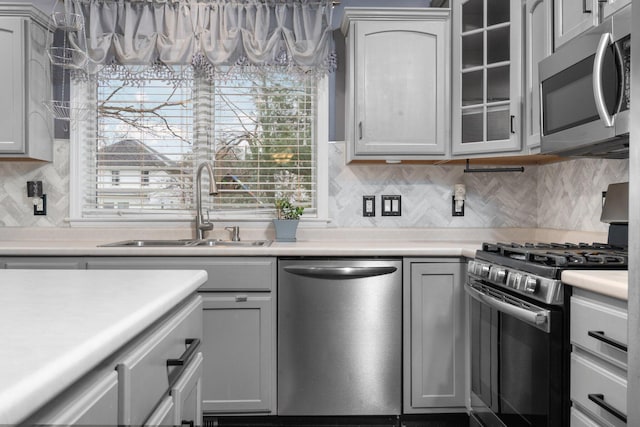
79,68,318,219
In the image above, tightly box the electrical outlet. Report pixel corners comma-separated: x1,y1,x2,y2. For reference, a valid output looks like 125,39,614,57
363,195,375,217
381,195,401,216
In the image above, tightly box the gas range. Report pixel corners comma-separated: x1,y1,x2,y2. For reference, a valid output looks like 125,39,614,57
469,242,628,306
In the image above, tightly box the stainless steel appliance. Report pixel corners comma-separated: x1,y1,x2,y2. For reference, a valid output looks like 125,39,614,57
467,241,628,427
539,6,631,158
277,258,402,416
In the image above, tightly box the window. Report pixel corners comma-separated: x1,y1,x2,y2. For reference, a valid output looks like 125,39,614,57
71,68,328,222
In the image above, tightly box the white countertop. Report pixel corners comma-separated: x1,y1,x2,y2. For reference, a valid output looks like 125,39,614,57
562,270,628,301
0,226,610,259
0,269,207,425
0,238,483,258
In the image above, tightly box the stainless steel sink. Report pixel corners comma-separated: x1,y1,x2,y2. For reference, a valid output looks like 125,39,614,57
99,239,272,248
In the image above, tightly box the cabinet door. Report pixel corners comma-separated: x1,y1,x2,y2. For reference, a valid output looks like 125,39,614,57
403,260,466,411
601,0,631,20
0,17,25,153
2,257,86,269
524,0,552,151
452,0,522,156
554,0,598,50
201,294,275,414
344,10,450,161
172,352,203,427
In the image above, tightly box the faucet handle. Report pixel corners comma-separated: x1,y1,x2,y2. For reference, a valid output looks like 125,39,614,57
225,226,241,241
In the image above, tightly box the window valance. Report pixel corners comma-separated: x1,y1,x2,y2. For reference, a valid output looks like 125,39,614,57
59,0,336,78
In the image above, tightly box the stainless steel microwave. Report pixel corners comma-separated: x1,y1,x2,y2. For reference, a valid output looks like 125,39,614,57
539,6,631,158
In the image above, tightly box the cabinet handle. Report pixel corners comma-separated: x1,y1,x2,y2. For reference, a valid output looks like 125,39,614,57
588,394,627,423
235,295,248,302
510,115,516,134
583,0,592,13
587,330,628,352
167,338,200,367
358,121,363,140
181,421,194,427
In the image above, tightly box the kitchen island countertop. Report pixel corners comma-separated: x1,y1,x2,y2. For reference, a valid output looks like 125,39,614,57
562,270,628,300
0,269,207,425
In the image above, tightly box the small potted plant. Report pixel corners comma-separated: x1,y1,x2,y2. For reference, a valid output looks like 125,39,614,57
273,197,304,242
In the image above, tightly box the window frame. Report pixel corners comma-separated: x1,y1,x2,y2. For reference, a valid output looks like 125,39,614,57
68,75,329,227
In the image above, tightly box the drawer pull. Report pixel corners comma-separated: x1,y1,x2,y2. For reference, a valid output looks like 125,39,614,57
236,295,248,302
588,393,627,423
167,338,200,367
587,330,627,352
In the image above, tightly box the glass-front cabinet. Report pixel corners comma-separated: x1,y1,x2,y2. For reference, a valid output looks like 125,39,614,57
452,0,522,156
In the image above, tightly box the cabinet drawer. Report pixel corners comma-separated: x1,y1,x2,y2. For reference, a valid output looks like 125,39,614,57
118,295,203,427
172,351,203,426
570,406,604,427
571,352,627,426
197,258,276,291
571,294,627,367
29,371,118,426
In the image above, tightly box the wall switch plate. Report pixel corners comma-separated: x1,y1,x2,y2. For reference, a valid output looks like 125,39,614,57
363,195,375,217
381,195,401,216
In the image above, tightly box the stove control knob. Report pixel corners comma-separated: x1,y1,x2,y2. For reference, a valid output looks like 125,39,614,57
508,273,521,289
524,277,538,294
494,268,507,283
480,264,490,278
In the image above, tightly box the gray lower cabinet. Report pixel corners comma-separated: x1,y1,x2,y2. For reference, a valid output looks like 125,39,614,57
86,257,277,415
403,258,467,413
26,294,203,426
570,288,628,427
201,294,274,413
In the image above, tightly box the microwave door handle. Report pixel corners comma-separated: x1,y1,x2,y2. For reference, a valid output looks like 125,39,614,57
593,32,615,128
465,283,550,333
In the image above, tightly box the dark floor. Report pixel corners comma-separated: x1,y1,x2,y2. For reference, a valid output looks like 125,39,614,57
204,414,469,427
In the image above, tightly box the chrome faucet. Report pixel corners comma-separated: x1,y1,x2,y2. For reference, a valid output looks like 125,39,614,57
195,161,218,240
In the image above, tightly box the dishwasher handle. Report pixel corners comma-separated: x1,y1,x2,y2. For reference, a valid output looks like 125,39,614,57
283,265,397,279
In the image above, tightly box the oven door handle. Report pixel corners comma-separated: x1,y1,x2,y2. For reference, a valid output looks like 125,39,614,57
465,283,550,333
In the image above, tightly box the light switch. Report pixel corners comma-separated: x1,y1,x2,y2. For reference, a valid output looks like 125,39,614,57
381,195,401,216
363,195,375,217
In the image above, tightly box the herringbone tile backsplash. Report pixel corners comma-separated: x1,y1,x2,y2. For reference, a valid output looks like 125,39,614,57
0,140,629,232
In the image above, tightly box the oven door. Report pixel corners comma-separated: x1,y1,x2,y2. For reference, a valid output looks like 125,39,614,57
466,280,566,427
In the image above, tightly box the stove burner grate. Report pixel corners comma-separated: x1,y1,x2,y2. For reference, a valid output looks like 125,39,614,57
481,242,628,269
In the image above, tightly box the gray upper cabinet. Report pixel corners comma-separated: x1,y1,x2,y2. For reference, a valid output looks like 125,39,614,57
524,0,552,151
0,5,52,161
341,8,450,162
403,259,466,412
601,0,631,20
553,0,598,50
554,0,630,50
452,0,522,157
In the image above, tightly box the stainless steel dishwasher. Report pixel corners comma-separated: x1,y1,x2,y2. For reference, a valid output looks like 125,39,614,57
277,258,402,416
